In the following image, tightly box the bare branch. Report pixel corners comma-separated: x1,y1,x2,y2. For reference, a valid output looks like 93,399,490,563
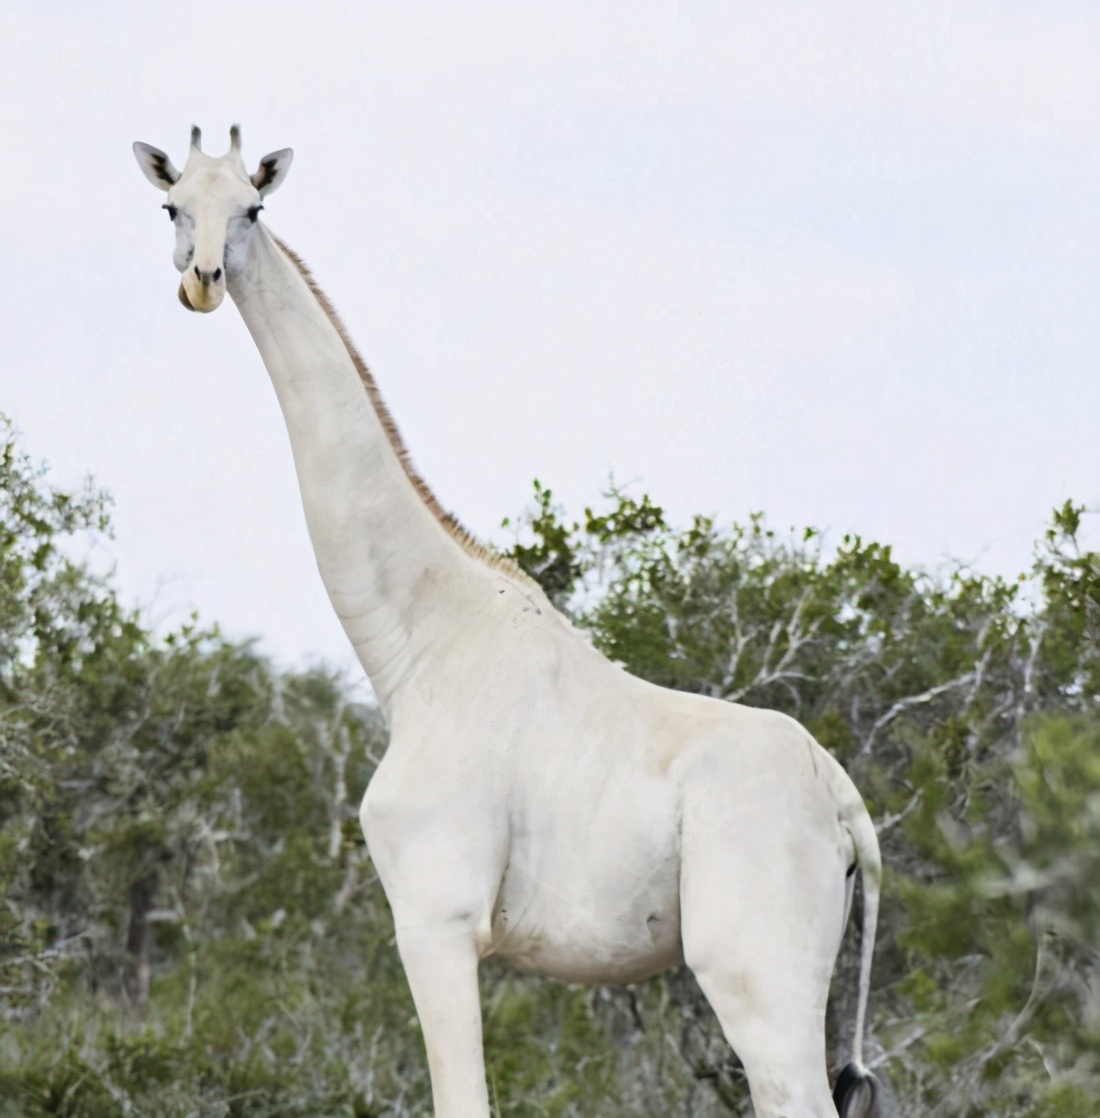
859,674,976,757
875,790,923,836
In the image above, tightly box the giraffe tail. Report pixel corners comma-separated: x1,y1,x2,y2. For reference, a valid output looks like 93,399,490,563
833,796,883,1118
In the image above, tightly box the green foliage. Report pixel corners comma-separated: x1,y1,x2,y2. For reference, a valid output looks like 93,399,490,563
483,974,614,1115
3,423,1098,1117
0,416,112,692
501,479,667,610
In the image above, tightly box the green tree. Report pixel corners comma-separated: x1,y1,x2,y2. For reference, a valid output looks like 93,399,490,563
3,428,1097,1117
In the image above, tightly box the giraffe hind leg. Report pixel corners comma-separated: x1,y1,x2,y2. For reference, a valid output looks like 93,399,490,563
687,960,839,1118
679,754,850,1116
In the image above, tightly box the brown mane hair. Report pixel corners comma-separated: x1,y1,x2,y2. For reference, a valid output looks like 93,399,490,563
270,234,532,584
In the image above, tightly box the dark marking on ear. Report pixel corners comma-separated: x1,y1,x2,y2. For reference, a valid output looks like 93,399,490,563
133,142,180,190
251,157,279,193
846,863,858,878
150,153,175,187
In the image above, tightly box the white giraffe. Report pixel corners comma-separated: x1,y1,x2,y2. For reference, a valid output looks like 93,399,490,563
133,127,884,1118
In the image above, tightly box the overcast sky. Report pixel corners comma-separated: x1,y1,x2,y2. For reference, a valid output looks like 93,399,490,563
2,2,1098,676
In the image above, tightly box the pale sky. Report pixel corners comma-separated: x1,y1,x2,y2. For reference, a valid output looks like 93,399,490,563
2,2,1098,675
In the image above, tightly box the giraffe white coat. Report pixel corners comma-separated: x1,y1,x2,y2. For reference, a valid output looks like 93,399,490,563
133,128,884,1118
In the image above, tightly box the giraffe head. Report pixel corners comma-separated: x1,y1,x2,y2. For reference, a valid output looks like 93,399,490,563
133,126,293,312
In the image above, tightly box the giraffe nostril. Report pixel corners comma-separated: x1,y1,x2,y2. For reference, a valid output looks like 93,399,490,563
194,264,202,279
213,267,222,282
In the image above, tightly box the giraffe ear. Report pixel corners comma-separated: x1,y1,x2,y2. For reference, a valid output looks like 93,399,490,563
251,148,294,197
132,142,180,191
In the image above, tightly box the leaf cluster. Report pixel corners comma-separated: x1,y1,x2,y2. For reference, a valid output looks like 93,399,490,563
2,426,1098,1116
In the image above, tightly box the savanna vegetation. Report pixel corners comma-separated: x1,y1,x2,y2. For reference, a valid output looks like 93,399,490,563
2,418,1098,1116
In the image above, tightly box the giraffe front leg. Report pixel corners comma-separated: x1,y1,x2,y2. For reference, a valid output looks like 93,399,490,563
395,924,491,1118
361,751,506,1117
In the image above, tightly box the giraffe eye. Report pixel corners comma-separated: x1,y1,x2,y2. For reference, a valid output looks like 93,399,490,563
162,203,178,221
247,204,263,223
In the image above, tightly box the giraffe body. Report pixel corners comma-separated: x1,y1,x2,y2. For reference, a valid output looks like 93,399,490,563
134,128,884,1118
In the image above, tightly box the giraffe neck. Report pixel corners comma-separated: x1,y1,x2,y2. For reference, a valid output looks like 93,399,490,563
227,226,492,715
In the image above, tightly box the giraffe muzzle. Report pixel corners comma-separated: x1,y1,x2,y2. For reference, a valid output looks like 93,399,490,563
179,269,226,313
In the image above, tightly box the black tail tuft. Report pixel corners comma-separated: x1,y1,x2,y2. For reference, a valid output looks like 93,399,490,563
833,1062,881,1118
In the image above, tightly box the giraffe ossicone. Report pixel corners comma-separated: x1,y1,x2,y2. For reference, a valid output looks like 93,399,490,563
134,126,885,1118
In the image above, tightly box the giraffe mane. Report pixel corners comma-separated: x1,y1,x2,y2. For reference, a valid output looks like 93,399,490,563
270,234,534,585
